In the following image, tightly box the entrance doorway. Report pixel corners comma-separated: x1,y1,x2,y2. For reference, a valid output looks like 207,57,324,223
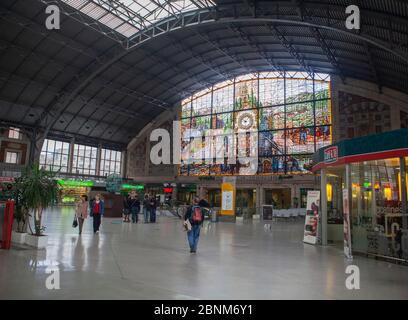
208,189,221,208
236,189,256,218
264,188,291,209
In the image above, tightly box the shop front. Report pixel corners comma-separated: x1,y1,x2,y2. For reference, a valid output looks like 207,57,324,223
176,184,197,205
57,179,95,205
313,129,408,262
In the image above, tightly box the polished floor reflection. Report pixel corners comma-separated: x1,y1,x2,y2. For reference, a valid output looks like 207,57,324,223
1,207,408,299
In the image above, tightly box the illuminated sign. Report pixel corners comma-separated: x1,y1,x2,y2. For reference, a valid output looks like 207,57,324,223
163,187,173,193
121,184,144,190
57,180,94,187
324,146,338,164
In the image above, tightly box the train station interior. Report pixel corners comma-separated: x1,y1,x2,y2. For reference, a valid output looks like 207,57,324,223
0,0,407,300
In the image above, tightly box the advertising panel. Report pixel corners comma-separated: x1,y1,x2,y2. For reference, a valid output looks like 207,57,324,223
303,190,320,244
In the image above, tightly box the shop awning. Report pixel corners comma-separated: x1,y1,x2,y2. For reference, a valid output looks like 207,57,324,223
312,128,408,172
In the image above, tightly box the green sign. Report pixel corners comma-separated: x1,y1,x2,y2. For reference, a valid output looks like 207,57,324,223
57,179,94,187
121,184,144,190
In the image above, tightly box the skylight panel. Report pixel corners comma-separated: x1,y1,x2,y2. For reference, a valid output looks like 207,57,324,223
60,0,216,38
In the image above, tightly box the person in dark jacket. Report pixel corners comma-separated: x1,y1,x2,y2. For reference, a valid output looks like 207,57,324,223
90,194,104,234
128,191,141,223
149,195,157,223
123,194,131,223
184,197,204,254
143,194,151,223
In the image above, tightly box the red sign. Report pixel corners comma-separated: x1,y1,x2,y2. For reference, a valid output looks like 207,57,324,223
0,177,14,183
324,146,338,164
163,187,173,193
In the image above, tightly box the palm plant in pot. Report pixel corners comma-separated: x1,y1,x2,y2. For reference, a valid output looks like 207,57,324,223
19,163,58,249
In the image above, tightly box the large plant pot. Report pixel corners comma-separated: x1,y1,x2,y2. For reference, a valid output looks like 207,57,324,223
11,231,27,245
25,234,48,249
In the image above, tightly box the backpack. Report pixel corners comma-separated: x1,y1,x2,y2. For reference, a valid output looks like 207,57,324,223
191,206,203,224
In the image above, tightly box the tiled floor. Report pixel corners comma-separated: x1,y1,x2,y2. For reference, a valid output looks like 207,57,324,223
1,206,408,299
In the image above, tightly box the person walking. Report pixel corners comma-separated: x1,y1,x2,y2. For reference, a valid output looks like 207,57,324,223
143,194,151,223
184,197,204,254
91,194,104,234
149,195,157,223
128,191,141,223
75,195,88,235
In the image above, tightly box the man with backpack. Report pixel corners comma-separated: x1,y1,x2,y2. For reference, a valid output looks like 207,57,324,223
184,197,204,254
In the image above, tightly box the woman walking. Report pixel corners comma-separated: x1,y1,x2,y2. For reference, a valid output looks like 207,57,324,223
75,195,88,235
91,194,104,234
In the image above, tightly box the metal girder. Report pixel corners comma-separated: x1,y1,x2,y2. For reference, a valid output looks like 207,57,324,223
139,46,212,89
167,33,234,82
7,0,406,146
265,24,313,77
364,43,382,93
228,24,283,74
308,27,346,83
39,0,128,47
194,30,258,76
0,68,154,122
290,1,347,83
124,5,408,66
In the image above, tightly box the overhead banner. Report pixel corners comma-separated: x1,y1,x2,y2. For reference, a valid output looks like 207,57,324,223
303,190,320,245
343,189,353,259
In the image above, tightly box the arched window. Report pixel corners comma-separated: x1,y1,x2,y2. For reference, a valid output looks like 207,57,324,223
180,72,331,176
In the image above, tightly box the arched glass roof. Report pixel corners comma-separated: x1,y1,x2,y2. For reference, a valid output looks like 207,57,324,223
61,0,216,37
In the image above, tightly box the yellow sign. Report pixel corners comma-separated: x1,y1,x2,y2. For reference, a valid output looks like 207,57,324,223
221,182,235,216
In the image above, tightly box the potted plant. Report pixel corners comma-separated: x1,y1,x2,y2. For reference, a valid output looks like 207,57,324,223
19,163,58,249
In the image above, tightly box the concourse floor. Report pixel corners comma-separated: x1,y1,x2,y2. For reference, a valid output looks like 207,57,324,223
1,207,408,300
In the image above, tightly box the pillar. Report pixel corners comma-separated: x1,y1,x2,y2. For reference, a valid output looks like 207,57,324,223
400,157,407,229
96,144,102,176
68,138,75,173
256,185,262,215
29,129,45,165
321,168,328,246
371,165,377,227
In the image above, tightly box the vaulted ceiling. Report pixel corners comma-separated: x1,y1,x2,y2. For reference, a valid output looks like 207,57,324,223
1,0,407,149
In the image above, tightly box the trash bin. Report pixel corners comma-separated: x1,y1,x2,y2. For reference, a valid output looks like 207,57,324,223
211,209,217,223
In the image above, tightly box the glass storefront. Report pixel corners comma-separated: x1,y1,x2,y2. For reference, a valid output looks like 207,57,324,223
350,158,408,260
321,158,408,260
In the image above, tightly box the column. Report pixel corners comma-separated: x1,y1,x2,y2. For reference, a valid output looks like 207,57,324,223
321,168,328,246
256,185,262,215
28,130,45,165
121,150,127,178
145,135,151,176
400,157,407,229
95,144,102,176
371,165,377,227
68,138,75,173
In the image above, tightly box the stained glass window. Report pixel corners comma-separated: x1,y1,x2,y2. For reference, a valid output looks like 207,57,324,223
213,85,234,114
286,102,315,128
180,72,331,176
259,78,285,107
